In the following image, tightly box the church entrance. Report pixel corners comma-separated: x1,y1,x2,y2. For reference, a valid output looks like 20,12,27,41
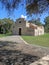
19,28,21,35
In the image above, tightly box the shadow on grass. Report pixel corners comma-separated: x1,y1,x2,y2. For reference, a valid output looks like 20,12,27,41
0,41,40,65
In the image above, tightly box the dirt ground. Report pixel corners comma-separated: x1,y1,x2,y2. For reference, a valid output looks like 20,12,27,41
0,36,49,65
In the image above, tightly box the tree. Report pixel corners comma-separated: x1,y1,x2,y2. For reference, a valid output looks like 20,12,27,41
0,18,14,34
0,0,49,15
0,19,5,34
44,16,49,33
0,0,21,13
26,0,49,16
3,18,14,33
29,18,42,26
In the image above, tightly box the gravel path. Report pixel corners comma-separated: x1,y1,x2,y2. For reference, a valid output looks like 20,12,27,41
0,35,49,65
0,35,25,44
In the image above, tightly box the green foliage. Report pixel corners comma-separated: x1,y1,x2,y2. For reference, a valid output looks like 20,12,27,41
0,18,14,34
44,16,49,33
29,18,42,26
0,0,49,15
26,0,49,15
0,33,12,37
0,0,21,13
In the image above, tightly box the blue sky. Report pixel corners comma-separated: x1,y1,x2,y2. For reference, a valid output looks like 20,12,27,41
0,2,49,24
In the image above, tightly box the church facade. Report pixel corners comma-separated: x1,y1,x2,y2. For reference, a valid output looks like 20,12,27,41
12,18,44,36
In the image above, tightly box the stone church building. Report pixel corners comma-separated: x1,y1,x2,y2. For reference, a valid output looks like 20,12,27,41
12,18,44,36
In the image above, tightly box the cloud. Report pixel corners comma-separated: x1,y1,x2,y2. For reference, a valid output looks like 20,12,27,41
21,15,27,19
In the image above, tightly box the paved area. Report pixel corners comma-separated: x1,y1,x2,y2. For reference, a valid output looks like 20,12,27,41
0,35,49,57
30,55,49,65
0,35,25,44
0,35,49,65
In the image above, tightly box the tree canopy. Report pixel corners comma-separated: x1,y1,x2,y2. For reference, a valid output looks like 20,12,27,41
44,16,49,32
29,18,42,26
0,0,49,15
0,0,21,14
26,0,49,15
0,18,14,34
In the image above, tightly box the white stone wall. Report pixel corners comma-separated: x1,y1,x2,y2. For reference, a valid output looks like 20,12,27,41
34,26,44,36
26,21,30,27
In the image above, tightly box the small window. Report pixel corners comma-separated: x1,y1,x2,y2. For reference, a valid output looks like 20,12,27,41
19,21,21,23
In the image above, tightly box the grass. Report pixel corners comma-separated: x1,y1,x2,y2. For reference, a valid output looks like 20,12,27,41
22,33,49,47
0,33,12,37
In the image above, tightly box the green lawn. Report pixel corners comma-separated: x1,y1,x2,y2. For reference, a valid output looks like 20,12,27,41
22,33,49,47
0,33,12,37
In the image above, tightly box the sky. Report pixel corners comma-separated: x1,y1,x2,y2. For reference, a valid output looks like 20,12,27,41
0,2,49,24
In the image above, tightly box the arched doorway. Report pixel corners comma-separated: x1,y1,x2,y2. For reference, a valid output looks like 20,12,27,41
19,28,21,35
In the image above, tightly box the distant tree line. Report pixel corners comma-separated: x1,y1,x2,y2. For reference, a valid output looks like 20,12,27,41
44,16,49,33
29,18,43,26
0,18,14,34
